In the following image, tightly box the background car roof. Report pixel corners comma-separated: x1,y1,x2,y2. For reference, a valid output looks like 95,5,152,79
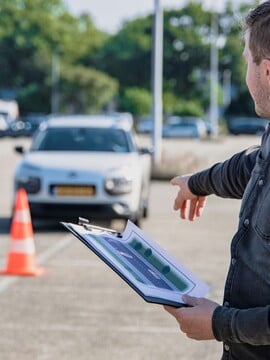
45,114,132,130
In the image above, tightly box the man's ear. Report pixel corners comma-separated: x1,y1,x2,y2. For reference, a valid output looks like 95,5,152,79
263,59,270,85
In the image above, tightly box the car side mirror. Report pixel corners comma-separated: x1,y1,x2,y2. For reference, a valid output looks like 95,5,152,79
14,145,25,154
138,147,153,155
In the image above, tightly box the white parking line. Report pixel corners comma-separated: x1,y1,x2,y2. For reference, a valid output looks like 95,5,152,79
38,235,73,264
0,277,19,293
0,234,73,293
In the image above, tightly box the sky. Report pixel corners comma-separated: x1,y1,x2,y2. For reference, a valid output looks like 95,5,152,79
62,0,225,34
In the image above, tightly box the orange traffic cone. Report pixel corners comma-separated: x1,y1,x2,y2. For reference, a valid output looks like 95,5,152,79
0,188,45,276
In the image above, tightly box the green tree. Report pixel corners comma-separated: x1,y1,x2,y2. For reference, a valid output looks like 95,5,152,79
163,91,203,116
60,64,118,113
163,3,211,99
120,87,152,116
0,0,117,113
0,0,259,117
92,17,153,90
221,2,257,116
92,1,255,117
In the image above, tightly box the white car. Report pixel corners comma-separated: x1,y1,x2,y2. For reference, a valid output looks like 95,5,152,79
136,116,154,134
163,116,207,139
0,114,10,136
14,115,152,225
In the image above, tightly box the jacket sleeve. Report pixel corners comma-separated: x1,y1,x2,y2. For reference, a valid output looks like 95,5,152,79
212,305,270,345
188,146,260,199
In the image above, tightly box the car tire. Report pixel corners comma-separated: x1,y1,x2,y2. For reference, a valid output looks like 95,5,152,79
143,202,149,218
131,204,144,227
132,215,142,227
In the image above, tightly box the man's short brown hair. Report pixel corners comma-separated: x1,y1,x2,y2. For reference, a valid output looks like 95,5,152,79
245,1,270,64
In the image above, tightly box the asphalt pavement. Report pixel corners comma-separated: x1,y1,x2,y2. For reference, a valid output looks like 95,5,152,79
0,136,256,360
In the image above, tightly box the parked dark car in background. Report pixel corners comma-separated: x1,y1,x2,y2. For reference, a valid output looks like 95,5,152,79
0,114,30,137
20,113,49,136
227,117,269,135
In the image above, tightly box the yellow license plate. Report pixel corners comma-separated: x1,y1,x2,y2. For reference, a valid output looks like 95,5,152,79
55,185,95,196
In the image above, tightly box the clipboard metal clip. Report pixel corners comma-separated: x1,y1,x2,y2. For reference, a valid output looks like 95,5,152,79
78,217,122,237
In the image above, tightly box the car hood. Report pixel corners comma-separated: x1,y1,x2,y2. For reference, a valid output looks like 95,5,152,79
21,151,140,172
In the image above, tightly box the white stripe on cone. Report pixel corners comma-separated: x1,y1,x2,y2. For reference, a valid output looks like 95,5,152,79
12,209,31,223
9,238,36,254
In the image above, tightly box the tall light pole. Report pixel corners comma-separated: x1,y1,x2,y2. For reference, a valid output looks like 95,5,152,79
205,0,225,138
209,11,219,138
51,49,60,114
151,0,163,165
223,68,231,107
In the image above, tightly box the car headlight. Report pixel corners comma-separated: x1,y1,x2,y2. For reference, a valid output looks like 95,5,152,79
15,175,41,194
105,176,132,195
20,163,41,172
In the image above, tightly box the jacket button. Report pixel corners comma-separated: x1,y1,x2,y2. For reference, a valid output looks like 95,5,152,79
224,344,230,351
244,218,250,227
224,301,230,307
258,179,264,186
231,258,236,266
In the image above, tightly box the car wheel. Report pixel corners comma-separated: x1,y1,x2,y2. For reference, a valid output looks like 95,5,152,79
133,196,148,226
143,202,149,218
132,215,141,227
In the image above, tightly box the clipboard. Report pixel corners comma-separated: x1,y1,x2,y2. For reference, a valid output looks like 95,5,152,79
61,218,209,307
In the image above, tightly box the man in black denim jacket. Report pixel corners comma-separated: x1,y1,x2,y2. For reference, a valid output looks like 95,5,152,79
163,2,270,359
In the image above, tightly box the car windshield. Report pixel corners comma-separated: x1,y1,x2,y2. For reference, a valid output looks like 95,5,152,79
31,127,132,152
173,122,196,127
